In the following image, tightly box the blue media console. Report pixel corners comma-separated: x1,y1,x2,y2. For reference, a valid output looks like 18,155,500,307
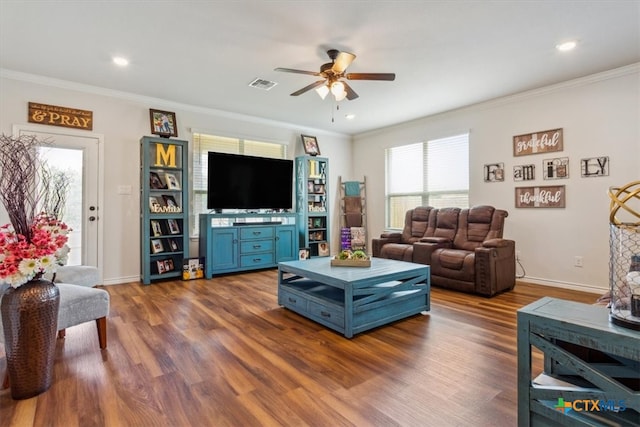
199,213,297,278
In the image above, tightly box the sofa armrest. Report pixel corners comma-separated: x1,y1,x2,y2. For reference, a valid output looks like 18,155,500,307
371,233,402,257
482,238,512,249
474,239,516,296
380,232,402,239
413,240,452,265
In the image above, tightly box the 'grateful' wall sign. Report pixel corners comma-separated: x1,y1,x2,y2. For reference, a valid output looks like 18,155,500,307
513,128,563,157
28,102,93,130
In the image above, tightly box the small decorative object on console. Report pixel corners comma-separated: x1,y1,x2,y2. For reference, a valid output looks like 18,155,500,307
331,249,371,267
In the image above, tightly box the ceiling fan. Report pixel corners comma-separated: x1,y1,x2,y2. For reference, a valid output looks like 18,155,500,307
275,49,395,101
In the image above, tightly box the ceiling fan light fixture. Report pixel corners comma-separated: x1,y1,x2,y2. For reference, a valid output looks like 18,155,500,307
331,81,345,96
315,85,329,100
334,90,347,102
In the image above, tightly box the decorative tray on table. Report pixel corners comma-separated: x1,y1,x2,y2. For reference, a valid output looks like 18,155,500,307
330,250,371,267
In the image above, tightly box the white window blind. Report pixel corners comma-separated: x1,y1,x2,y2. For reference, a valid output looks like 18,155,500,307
192,133,287,235
385,133,469,228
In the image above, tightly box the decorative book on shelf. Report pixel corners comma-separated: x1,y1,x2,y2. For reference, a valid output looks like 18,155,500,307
149,195,182,213
182,257,205,280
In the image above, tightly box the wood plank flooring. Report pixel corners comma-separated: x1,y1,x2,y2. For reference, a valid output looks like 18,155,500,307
0,270,601,427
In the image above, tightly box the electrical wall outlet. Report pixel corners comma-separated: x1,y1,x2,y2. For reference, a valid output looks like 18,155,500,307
574,256,583,267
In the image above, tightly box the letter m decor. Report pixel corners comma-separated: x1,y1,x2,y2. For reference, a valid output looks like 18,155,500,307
513,128,563,157
515,185,566,208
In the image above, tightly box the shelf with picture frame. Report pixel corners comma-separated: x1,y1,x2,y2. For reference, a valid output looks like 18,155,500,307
140,136,189,284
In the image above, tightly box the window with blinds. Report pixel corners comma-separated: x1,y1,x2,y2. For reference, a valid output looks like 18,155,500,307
385,133,469,229
192,133,288,235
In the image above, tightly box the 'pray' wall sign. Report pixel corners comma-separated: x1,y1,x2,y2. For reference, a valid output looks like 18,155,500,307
28,102,93,130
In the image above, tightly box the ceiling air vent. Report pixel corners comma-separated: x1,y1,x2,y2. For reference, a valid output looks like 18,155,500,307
249,78,277,91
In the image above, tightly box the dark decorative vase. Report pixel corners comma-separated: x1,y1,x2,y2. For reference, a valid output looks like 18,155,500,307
1,278,59,400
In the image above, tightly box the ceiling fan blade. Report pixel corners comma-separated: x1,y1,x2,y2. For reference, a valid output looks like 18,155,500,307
342,82,359,100
346,73,396,81
275,67,321,76
331,51,356,74
290,80,326,96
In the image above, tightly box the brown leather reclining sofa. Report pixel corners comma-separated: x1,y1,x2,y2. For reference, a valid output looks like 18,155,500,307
372,205,516,296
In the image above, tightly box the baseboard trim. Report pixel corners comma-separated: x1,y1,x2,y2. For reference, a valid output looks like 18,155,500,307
102,275,140,286
517,276,605,295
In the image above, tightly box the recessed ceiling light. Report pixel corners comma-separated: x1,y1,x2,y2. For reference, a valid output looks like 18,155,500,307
112,56,129,66
556,41,577,52
345,114,355,120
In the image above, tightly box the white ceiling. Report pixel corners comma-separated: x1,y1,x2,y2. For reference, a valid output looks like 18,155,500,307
1,1,639,135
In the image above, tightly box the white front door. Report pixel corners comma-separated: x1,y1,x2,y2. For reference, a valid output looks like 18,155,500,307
13,125,103,271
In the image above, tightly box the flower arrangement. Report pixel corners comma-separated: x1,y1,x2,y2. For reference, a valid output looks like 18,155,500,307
0,134,72,288
0,213,70,287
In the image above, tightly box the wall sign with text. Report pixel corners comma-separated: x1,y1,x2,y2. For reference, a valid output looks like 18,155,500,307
28,102,93,130
543,157,569,180
581,156,609,177
513,128,563,157
484,162,505,182
515,185,566,208
513,164,535,181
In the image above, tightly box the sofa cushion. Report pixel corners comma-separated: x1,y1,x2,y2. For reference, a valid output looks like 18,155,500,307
439,249,468,270
454,206,500,251
427,207,460,240
379,243,414,262
401,206,432,243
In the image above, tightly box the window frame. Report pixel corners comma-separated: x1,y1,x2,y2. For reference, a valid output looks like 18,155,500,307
385,133,469,229
191,132,288,236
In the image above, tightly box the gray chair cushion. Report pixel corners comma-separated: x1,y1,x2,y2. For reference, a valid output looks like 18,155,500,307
55,283,109,330
0,283,109,343
46,265,101,288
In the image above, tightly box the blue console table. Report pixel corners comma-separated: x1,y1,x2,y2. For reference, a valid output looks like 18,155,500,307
517,297,639,426
199,213,297,277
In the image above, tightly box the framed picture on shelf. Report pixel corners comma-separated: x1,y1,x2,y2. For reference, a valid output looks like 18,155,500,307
156,259,166,274
164,172,180,190
299,248,310,260
318,242,330,256
149,196,162,213
164,259,175,272
150,220,163,236
149,171,165,189
162,194,182,212
167,219,181,234
149,108,178,138
168,239,180,252
151,239,164,254
301,134,320,156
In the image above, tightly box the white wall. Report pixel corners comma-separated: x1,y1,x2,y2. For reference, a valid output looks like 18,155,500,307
2,65,637,291
352,64,639,293
0,72,352,284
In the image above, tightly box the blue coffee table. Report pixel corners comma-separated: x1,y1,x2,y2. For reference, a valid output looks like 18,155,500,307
278,257,430,338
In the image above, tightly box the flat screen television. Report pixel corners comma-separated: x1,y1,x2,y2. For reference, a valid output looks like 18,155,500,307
207,152,293,211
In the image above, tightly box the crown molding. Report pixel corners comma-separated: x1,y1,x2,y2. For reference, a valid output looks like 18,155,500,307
356,62,640,139
0,68,348,138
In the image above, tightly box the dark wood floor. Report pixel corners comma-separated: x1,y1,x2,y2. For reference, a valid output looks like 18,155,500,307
0,270,600,427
